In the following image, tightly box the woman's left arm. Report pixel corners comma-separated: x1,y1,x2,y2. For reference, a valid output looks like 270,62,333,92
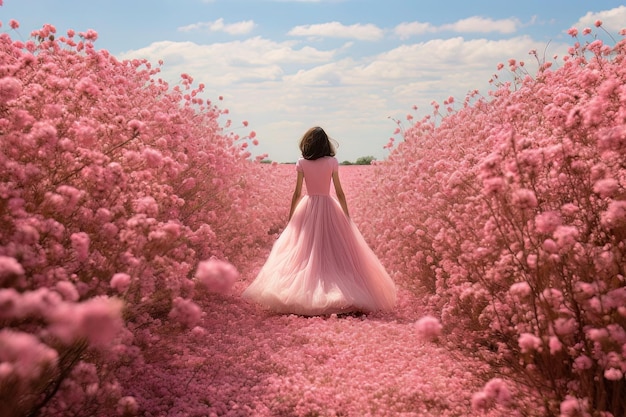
288,171,304,221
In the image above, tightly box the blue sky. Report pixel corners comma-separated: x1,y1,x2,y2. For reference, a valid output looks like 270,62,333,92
2,1,625,162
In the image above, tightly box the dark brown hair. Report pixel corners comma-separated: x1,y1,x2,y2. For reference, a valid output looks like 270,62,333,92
299,126,336,160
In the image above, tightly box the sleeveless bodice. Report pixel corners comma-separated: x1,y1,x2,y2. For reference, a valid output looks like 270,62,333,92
296,156,338,195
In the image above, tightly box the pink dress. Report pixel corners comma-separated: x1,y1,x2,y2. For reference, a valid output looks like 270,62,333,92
242,156,396,316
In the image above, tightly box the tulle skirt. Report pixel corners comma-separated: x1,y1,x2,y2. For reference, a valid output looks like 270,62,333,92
242,195,396,316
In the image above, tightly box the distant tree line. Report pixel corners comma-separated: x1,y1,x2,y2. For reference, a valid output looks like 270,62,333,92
261,156,377,165
341,156,376,165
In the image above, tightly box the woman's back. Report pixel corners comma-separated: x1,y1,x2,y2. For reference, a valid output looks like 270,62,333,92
296,156,337,196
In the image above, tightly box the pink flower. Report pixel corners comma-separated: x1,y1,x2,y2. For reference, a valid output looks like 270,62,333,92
483,378,511,405
509,281,531,298
535,211,561,233
132,196,159,217
9,19,19,29
168,297,202,328
604,368,623,381
117,396,139,416
402,225,415,235
75,77,100,97
55,281,79,301
549,336,562,354
553,225,579,250
560,396,589,417
79,29,98,41
512,188,538,209
554,318,577,336
70,232,90,262
195,259,239,294
50,297,123,346
414,315,442,341
518,332,542,353
586,328,608,342
594,20,602,27
0,256,24,285
573,355,593,371
561,203,579,216
542,238,558,254
601,201,626,228
0,330,58,380
127,119,145,133
110,273,131,293
471,391,489,411
143,148,163,168
483,177,506,194
567,27,578,37
582,27,591,35
0,77,22,104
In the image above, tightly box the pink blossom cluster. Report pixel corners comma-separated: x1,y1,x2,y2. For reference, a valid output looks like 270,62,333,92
358,27,626,416
0,17,282,415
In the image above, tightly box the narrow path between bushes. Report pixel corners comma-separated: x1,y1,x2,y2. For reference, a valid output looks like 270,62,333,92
128,282,499,417
121,166,503,416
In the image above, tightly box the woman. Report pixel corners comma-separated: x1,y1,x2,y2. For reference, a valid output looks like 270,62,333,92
242,127,396,315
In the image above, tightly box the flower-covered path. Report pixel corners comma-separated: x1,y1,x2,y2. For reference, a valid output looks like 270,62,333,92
117,166,501,417
124,287,497,417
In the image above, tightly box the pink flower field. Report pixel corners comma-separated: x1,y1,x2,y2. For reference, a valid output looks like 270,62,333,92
1,10,625,417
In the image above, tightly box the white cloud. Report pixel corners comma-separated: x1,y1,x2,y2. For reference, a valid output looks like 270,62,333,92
394,22,435,39
178,18,256,35
119,33,569,163
394,16,521,39
440,16,521,34
119,37,338,87
572,5,626,33
288,22,384,41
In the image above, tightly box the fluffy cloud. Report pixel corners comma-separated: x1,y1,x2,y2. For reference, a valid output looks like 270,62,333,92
178,18,256,35
394,22,435,39
288,22,385,41
120,30,568,162
394,17,521,39
440,16,521,34
572,5,626,33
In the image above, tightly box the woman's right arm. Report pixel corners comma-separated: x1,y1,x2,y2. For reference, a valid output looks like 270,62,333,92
288,171,304,221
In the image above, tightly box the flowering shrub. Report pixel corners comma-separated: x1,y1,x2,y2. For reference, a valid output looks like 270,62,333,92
359,27,626,415
0,18,280,415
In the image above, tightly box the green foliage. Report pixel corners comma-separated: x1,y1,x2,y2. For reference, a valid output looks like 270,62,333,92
355,156,376,165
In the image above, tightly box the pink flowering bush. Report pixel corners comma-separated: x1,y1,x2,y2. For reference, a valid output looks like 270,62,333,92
0,16,281,415
359,27,626,416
